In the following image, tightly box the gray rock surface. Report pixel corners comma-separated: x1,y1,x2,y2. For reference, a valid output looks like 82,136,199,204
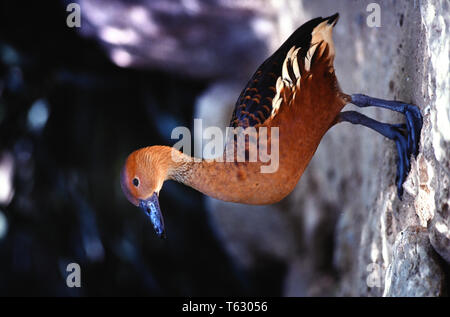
383,227,445,297
429,202,450,263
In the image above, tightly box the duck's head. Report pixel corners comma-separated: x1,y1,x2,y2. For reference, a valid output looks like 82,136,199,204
120,146,168,239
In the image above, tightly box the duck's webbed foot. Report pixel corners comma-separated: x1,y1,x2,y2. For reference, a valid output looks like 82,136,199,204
338,110,421,199
350,94,423,157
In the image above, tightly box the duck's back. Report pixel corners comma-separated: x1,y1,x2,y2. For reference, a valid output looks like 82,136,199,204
229,13,341,129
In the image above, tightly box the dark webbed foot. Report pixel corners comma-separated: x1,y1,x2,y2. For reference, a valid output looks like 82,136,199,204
403,104,423,157
391,125,410,198
339,104,422,199
351,94,423,158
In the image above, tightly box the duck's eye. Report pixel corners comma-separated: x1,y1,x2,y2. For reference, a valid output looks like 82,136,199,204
132,178,139,187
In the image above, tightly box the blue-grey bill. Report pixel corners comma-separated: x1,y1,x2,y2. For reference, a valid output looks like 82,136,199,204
139,194,166,239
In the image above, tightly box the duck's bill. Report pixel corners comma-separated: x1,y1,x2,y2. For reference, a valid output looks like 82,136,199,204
139,193,166,239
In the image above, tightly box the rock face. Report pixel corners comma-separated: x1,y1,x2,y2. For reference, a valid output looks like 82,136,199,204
429,203,450,264
383,227,446,297
80,0,450,296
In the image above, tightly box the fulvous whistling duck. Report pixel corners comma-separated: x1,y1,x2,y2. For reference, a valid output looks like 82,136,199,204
121,13,423,238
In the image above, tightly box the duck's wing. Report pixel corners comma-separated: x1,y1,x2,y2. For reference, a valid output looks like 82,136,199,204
229,13,339,128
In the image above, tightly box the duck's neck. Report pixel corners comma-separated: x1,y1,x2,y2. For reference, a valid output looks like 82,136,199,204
153,146,239,202
163,147,196,183
153,144,293,204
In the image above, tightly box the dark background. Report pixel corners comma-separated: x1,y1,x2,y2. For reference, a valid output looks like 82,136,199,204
0,1,286,296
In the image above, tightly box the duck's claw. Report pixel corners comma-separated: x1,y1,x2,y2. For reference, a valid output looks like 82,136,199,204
393,129,407,200
348,95,423,200
403,104,423,157
387,104,422,199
